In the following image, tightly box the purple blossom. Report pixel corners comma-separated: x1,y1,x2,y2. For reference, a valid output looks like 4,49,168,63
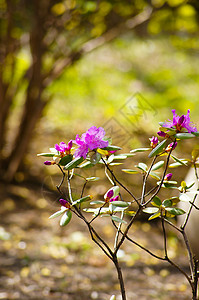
73,126,109,158
149,136,158,148
162,109,197,133
164,173,172,181
55,142,68,152
82,126,109,150
166,141,177,152
73,135,89,159
55,141,73,155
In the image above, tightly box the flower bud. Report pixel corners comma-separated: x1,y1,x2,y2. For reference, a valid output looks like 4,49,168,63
106,189,114,199
110,195,119,202
44,160,56,165
166,141,177,152
157,131,166,137
59,199,67,206
164,173,172,181
178,115,185,126
149,136,158,148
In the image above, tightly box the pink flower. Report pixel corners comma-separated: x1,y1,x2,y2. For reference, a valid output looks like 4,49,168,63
73,135,89,159
166,141,177,152
162,109,197,133
149,136,158,148
82,126,109,150
73,126,109,158
55,141,73,156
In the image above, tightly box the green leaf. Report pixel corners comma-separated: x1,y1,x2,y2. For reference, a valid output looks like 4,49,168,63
157,181,178,188
109,162,123,166
122,169,139,174
175,133,195,139
192,132,199,137
122,153,135,157
179,193,191,202
162,199,172,208
102,145,121,151
171,155,188,166
59,154,73,166
60,210,72,226
136,162,148,172
130,148,150,153
72,195,92,206
111,215,127,224
169,161,188,168
152,196,162,207
64,156,84,170
124,211,136,216
79,160,94,169
90,152,101,165
165,207,185,216
111,155,127,160
86,177,100,182
149,172,161,180
37,153,56,157
148,212,161,220
90,200,105,205
111,201,129,208
166,197,180,205
83,207,110,215
148,139,167,158
151,160,164,171
49,208,66,219
143,207,159,214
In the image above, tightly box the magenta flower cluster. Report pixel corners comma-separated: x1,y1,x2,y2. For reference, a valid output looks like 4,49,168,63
161,109,197,134
73,126,109,159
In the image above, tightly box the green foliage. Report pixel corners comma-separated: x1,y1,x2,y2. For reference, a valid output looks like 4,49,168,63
148,140,167,158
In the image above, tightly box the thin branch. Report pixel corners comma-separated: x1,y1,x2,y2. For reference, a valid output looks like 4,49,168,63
56,164,65,195
144,142,175,206
141,156,157,205
101,157,139,205
43,6,153,87
114,210,124,250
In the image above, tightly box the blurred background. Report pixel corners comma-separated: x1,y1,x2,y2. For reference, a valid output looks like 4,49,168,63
0,0,199,299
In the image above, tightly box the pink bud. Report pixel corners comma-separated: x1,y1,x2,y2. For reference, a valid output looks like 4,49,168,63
110,195,119,202
59,199,67,206
44,161,52,165
164,173,172,181
106,189,114,199
157,131,166,137
178,115,185,126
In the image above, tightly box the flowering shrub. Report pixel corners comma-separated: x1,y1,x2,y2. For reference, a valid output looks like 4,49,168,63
38,110,199,300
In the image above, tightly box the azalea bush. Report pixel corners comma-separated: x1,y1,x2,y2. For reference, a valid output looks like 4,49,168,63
38,110,199,300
